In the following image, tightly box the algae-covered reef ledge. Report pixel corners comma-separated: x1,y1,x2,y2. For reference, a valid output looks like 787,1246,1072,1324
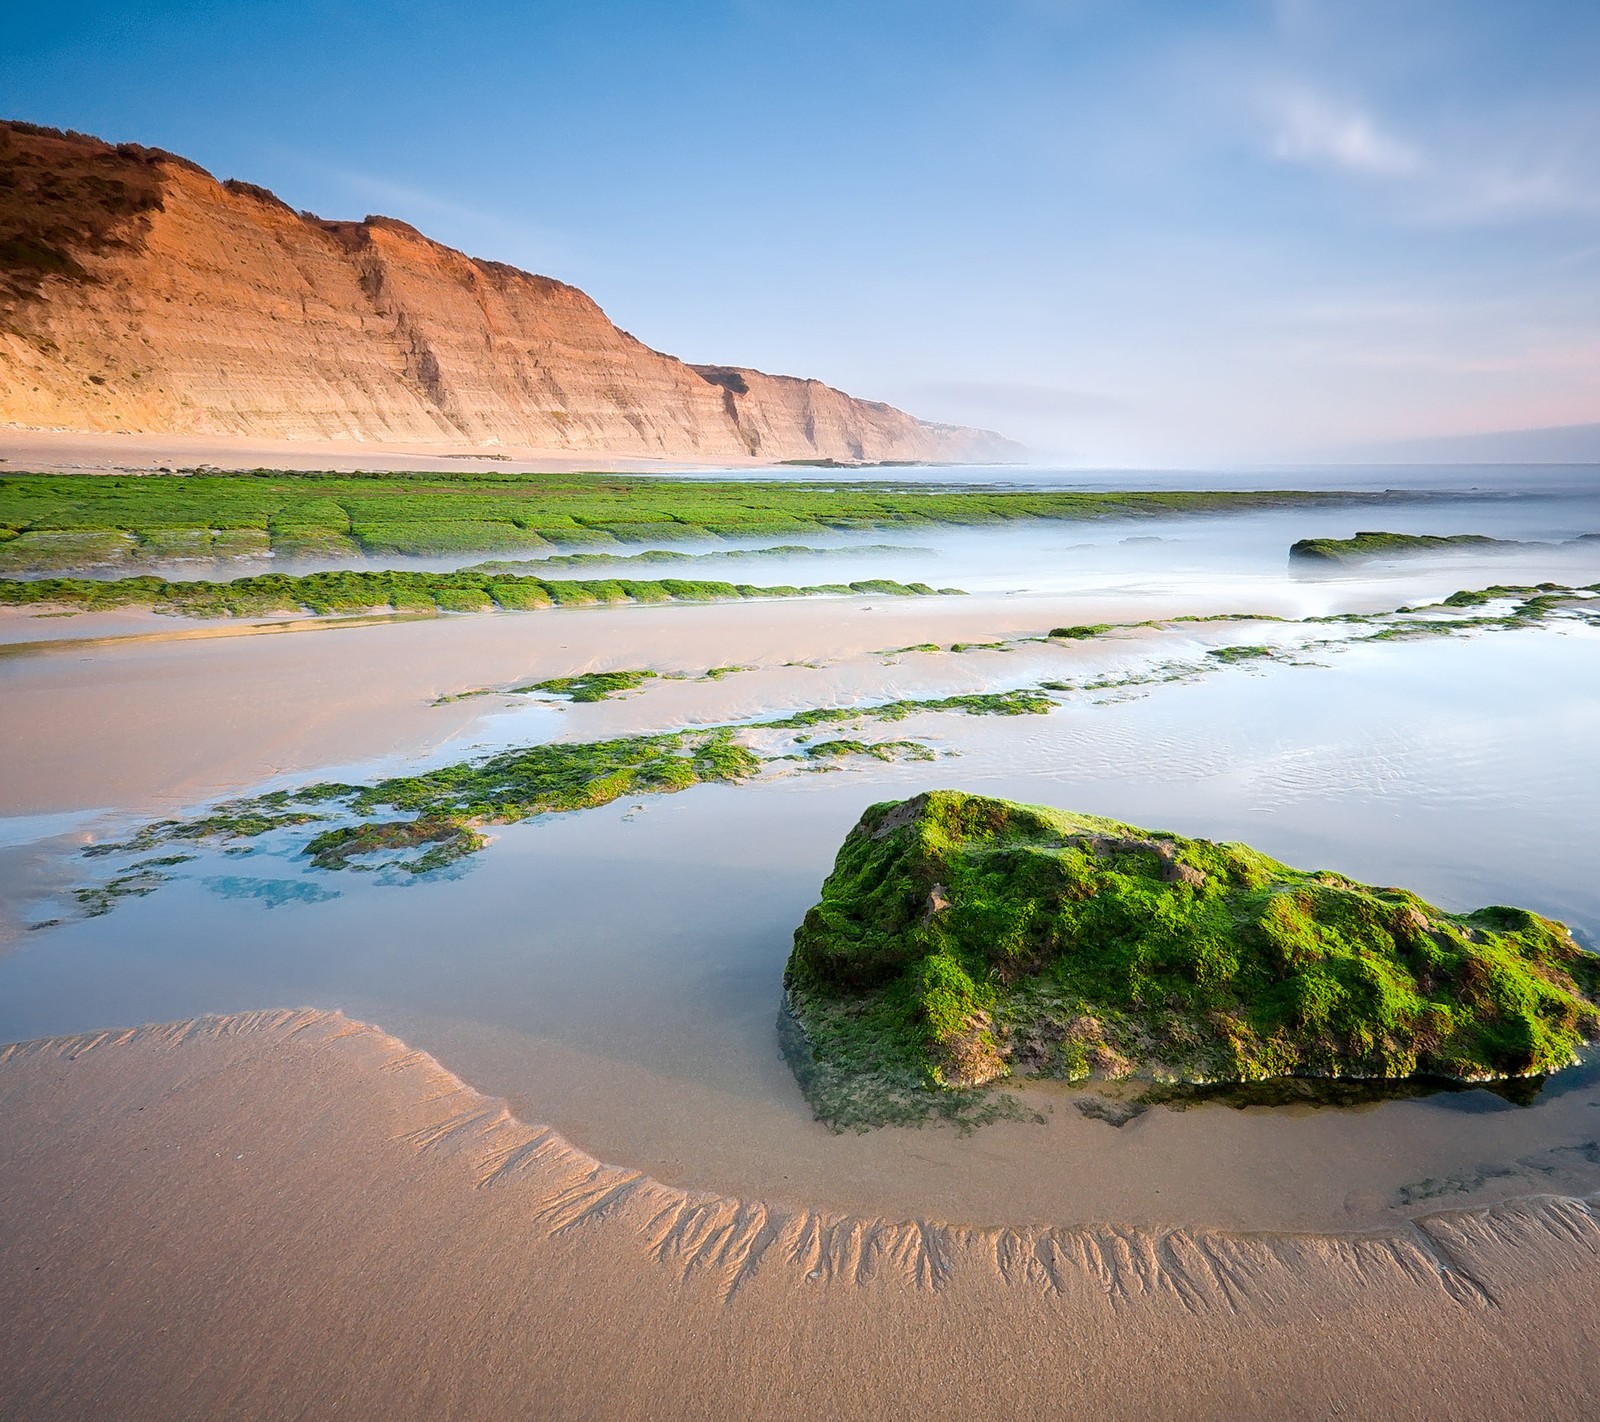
1290,531,1511,564
784,791,1600,1130
64,693,1054,917
0,468,1375,575
1289,529,1600,564
0,569,954,618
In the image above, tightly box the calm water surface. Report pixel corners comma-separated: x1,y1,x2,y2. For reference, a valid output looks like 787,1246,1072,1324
2,469,1598,1233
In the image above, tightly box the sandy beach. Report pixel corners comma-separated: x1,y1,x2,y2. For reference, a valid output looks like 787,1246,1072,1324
0,428,774,477
4,475,1599,1417
5,1007,1600,1420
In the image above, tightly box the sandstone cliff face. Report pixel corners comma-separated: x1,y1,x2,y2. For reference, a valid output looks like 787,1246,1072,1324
0,122,1013,463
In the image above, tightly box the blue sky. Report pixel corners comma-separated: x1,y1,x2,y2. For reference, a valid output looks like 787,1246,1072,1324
7,0,1599,463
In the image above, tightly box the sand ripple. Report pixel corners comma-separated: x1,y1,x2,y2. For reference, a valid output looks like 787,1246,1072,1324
6,1007,1592,1314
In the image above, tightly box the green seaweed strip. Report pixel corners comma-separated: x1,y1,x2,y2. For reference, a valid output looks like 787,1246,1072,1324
0,571,955,618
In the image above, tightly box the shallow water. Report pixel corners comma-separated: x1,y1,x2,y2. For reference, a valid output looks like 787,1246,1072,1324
1,471,1598,1235
24,473,1599,606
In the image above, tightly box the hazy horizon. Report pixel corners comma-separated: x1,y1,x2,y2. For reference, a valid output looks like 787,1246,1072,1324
7,0,1598,466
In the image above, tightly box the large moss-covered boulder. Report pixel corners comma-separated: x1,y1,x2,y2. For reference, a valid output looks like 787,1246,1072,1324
784,791,1599,1127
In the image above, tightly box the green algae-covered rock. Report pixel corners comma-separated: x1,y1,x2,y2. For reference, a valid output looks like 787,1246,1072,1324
1289,531,1505,563
784,791,1600,1127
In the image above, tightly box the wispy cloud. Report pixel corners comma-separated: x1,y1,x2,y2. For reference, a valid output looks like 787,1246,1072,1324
260,147,510,230
1335,337,1600,378
910,379,1123,419
247,142,583,274
1425,162,1600,223
1266,88,1420,177
1257,80,1600,224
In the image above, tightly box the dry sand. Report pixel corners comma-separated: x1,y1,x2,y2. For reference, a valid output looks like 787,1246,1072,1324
0,428,780,476
4,1008,1600,1420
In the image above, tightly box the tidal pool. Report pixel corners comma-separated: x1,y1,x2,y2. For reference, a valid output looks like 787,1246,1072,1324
1,473,1597,1236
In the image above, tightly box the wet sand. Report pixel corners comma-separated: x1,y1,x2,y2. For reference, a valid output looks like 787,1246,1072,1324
6,630,1600,1243
0,595,1042,815
0,591,1232,816
5,1008,1600,1421
4,603,1599,1233
5,480,1600,1415
8,552,1596,821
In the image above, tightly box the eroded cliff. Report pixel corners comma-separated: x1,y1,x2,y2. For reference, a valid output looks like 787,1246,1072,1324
0,122,1012,462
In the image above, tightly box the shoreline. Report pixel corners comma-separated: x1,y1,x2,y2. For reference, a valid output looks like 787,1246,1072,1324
0,1004,1555,1252
5,491,1599,1416
6,1005,1600,1418
0,428,780,476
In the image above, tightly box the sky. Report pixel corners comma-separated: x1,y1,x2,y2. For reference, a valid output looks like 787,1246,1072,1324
5,0,1599,464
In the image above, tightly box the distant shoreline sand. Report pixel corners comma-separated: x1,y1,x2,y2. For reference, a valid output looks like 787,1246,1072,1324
5,1006,1600,1419
0,428,780,476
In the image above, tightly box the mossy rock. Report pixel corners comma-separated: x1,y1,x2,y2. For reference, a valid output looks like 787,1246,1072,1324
784,791,1600,1126
1290,531,1506,563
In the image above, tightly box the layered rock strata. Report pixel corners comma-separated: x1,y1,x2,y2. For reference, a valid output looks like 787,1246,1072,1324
0,121,1011,462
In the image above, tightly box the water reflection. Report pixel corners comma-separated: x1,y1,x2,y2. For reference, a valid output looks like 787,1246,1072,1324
1136,1070,1558,1114
2,476,1599,1231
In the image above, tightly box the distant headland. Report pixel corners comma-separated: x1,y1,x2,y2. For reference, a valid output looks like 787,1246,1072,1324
0,120,1018,466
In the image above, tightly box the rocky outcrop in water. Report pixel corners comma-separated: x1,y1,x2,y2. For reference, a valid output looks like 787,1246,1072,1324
786,790,1600,1126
